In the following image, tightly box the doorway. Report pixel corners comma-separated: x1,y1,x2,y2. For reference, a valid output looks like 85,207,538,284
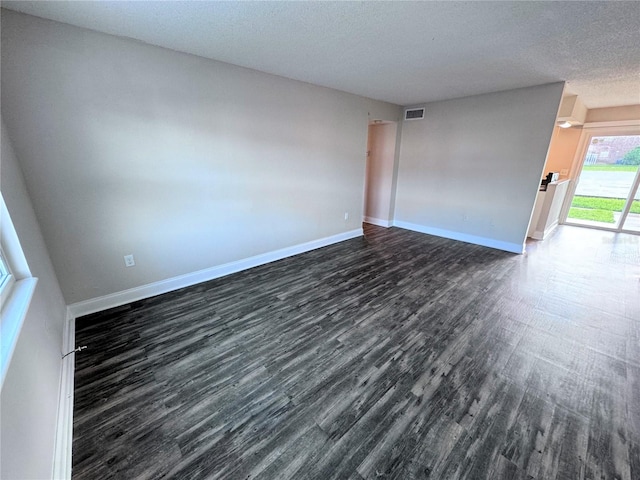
363,121,398,227
563,126,640,234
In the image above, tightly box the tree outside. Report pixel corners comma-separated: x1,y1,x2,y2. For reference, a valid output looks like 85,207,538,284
620,146,640,165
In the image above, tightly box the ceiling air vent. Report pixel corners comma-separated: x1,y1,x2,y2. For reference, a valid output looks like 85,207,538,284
404,108,425,121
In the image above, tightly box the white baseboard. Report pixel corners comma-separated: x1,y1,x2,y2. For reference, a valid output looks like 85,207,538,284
52,311,76,480
392,220,525,254
530,220,559,241
68,228,363,319
529,231,544,240
363,216,392,228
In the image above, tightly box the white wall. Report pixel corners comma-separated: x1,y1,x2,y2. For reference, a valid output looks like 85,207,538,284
364,122,398,224
0,10,401,304
1,120,68,479
394,83,564,253
544,126,583,178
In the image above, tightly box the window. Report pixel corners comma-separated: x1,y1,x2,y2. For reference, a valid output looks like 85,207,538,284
0,249,16,306
563,126,640,233
1,193,38,388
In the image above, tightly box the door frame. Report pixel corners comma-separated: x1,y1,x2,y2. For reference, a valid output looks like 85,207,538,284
560,121,640,234
363,120,399,228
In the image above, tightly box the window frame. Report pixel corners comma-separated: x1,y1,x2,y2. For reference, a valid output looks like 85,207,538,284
0,248,16,306
1,193,38,389
559,122,640,234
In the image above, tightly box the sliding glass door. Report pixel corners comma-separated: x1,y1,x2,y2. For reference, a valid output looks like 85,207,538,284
621,168,640,232
565,130,640,233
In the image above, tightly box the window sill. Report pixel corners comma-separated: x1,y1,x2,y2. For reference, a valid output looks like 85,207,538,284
1,277,38,388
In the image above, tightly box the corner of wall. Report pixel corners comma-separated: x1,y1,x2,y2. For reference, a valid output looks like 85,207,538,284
1,116,69,480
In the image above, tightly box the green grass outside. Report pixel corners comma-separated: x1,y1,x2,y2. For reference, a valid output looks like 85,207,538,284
568,195,640,224
568,207,615,223
582,165,638,172
571,196,640,213
567,166,640,223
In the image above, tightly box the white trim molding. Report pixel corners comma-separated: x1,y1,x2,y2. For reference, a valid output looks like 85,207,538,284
52,311,76,480
528,220,559,241
69,228,363,319
393,220,524,254
583,119,640,129
363,216,392,228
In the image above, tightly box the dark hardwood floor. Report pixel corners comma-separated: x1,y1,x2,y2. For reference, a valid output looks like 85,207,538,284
73,224,640,480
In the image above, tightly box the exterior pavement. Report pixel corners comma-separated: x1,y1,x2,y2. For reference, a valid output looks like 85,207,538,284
575,170,640,199
568,169,640,231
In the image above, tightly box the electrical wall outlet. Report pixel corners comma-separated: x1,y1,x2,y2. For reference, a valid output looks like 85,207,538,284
560,169,568,176
344,212,349,221
124,254,135,267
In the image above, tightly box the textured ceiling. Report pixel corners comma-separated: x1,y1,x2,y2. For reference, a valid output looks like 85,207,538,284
2,1,639,108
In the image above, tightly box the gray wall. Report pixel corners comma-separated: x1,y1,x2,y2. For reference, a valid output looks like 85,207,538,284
1,121,68,479
394,83,564,253
1,10,401,304
0,10,564,478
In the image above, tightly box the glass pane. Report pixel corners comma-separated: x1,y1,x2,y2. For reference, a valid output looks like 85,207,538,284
0,249,13,297
567,135,640,229
0,253,8,276
621,180,640,232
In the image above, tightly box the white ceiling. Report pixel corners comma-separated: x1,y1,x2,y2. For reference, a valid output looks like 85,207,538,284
2,1,639,108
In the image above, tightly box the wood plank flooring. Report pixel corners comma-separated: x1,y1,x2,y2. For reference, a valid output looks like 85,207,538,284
73,224,640,479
